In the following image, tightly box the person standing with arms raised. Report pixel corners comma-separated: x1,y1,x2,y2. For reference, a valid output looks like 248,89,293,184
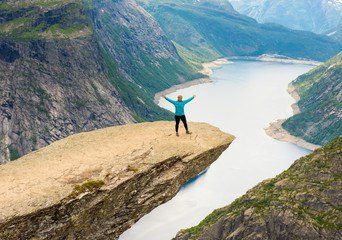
162,94,196,136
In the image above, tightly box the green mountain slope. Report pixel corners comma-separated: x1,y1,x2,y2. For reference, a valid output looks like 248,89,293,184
138,0,342,66
84,0,203,108
0,0,202,163
282,52,342,146
82,0,203,122
174,136,342,239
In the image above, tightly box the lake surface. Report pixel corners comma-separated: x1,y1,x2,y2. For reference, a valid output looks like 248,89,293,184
120,60,315,240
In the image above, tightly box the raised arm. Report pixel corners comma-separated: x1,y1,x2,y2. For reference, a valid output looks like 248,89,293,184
164,96,177,104
183,96,195,104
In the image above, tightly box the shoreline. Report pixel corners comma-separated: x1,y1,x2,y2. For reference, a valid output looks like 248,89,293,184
198,58,232,75
264,119,321,151
230,54,322,66
154,58,231,104
264,83,321,151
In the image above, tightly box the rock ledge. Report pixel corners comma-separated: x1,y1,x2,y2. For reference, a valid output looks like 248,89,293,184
0,121,234,239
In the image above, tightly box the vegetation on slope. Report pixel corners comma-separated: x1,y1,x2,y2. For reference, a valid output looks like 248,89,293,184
0,0,92,40
139,0,342,65
85,0,204,120
100,47,179,121
176,136,342,239
282,52,342,146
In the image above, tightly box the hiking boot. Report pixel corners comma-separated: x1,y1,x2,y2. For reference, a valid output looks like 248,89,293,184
176,132,179,136
186,131,192,134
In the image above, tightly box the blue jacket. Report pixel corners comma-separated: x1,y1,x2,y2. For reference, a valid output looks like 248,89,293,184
165,96,194,116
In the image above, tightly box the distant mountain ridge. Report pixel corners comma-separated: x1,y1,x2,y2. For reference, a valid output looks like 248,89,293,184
139,0,342,67
230,0,342,34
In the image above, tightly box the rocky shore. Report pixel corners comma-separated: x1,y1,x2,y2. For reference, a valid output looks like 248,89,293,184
265,119,321,151
230,54,322,66
198,58,232,75
265,83,321,151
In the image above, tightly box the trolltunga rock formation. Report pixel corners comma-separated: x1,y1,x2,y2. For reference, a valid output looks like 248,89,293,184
0,121,234,239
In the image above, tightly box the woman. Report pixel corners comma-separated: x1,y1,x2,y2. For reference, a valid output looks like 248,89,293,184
162,94,196,136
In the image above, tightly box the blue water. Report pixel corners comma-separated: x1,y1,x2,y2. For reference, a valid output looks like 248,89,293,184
120,60,315,240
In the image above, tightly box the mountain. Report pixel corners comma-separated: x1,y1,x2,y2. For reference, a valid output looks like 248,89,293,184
138,0,342,68
230,0,342,34
0,121,234,239
174,136,342,240
282,52,342,146
325,23,342,42
85,0,202,102
0,0,202,164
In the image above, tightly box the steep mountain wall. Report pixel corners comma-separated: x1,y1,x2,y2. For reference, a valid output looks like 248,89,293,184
0,0,202,164
175,136,342,240
282,52,342,146
86,0,203,118
0,1,135,164
0,121,235,239
88,0,180,81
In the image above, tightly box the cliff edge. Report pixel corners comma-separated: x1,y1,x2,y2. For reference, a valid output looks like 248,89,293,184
0,121,234,239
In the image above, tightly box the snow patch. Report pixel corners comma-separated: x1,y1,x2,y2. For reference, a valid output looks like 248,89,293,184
327,31,337,36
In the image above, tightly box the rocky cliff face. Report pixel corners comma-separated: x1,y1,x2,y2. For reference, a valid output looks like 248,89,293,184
0,35,137,164
0,121,235,239
0,0,201,164
88,0,179,75
174,136,342,240
87,0,202,95
0,0,135,164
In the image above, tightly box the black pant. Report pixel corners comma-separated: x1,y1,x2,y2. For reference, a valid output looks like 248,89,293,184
175,115,188,132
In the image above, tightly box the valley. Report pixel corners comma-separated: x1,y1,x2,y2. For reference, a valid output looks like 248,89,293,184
0,0,341,239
